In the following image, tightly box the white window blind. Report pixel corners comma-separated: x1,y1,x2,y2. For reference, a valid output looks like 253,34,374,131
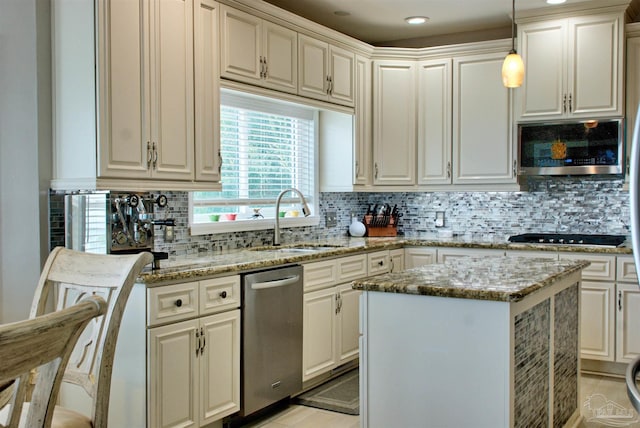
191,91,317,227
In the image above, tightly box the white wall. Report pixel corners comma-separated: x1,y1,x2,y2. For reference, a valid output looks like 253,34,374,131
0,0,52,322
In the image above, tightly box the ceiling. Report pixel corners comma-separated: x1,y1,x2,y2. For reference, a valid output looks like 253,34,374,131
260,0,593,45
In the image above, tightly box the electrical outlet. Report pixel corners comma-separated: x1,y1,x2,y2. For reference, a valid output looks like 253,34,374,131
325,211,337,228
435,211,445,228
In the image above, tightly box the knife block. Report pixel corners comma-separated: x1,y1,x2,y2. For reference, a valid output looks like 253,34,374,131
363,215,398,237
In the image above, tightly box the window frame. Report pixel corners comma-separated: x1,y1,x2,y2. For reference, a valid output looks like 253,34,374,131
189,90,320,236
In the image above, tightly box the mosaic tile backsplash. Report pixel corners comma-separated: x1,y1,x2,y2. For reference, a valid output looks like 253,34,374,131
50,176,630,258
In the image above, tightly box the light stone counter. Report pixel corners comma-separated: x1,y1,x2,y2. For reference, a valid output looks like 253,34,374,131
138,235,627,285
352,256,591,302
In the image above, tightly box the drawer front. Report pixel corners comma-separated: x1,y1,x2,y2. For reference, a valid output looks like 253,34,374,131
505,250,558,260
148,282,199,326
368,251,390,276
200,275,241,315
617,256,638,283
337,254,368,282
559,253,615,281
304,259,337,291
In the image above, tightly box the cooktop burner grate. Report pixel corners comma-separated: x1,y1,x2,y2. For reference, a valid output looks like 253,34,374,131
508,233,627,247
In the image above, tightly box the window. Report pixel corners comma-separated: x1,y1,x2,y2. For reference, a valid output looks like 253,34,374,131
190,90,319,234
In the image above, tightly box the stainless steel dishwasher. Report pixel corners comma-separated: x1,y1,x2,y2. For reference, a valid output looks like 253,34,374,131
241,265,303,417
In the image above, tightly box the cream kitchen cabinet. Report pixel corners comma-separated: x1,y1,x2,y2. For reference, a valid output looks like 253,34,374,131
626,23,640,187
415,43,515,188
354,54,373,185
390,248,405,273
107,275,241,428
404,247,437,269
302,254,367,381
51,0,221,191
298,34,355,106
220,5,297,94
560,252,617,361
616,256,640,363
417,58,452,185
372,60,417,185
517,12,624,120
147,276,241,428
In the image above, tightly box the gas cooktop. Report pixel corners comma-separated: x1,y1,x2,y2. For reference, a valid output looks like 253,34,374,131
508,233,627,247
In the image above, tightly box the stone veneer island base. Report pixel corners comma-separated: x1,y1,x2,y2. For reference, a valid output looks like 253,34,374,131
353,257,589,428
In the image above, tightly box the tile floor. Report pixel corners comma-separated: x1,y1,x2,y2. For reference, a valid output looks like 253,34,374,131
244,374,640,428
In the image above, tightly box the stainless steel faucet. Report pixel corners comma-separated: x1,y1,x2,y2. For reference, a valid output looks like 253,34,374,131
274,188,311,246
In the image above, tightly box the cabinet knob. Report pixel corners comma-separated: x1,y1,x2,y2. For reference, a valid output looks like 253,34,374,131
219,291,227,299
175,299,183,307
378,260,384,266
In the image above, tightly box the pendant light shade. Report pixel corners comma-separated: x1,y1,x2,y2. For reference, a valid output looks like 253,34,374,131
502,51,525,87
502,0,524,88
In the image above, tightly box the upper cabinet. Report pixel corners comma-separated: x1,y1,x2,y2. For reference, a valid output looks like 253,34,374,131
372,60,417,185
52,0,221,191
220,5,298,94
517,11,624,121
298,34,356,106
354,54,373,185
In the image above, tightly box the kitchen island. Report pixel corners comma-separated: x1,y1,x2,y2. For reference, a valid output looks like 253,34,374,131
353,256,590,428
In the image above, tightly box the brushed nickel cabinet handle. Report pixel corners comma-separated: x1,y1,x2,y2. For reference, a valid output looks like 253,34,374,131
152,142,158,169
147,141,152,168
513,160,517,176
374,162,379,180
218,151,223,175
563,94,567,113
447,161,451,178
568,93,572,113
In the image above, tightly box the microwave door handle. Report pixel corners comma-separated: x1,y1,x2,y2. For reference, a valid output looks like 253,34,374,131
251,275,300,290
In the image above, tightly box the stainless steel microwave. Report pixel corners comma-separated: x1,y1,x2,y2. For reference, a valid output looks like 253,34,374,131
518,119,624,176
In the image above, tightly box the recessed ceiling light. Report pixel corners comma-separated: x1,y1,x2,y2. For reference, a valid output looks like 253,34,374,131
334,10,351,17
405,16,429,25
546,0,566,4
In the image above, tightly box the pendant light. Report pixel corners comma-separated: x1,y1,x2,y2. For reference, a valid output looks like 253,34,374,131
502,0,525,88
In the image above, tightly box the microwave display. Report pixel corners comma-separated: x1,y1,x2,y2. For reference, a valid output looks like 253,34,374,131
518,119,623,175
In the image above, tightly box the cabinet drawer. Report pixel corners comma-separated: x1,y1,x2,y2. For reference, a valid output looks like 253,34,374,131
304,259,337,291
200,275,241,315
617,256,638,283
148,282,199,326
337,254,368,282
559,253,615,281
505,250,558,260
368,251,390,276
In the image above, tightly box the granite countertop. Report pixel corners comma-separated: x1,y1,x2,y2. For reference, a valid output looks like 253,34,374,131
351,257,591,302
139,234,630,286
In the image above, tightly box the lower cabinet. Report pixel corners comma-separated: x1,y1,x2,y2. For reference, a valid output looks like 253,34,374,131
389,248,405,272
302,283,361,381
404,247,437,269
580,281,615,361
148,309,240,427
108,275,241,428
616,256,640,362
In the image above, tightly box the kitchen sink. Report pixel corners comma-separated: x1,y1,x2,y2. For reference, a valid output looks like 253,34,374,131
248,244,345,253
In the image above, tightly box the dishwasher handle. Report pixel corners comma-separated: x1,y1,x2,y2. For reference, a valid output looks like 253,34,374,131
251,275,300,290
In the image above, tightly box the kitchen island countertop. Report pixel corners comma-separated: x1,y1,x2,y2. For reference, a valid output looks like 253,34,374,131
351,256,591,302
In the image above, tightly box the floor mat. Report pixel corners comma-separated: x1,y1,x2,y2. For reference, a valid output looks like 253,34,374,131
295,369,359,415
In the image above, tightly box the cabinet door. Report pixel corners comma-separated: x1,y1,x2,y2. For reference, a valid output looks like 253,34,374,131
329,45,355,106
200,310,241,423
418,59,452,185
220,5,261,82
372,60,416,185
569,14,622,117
262,21,297,93
627,33,640,182
337,284,361,364
404,247,437,269
150,0,194,180
354,55,372,185
148,319,199,428
452,52,514,184
194,0,221,183
303,287,338,381
617,284,640,363
390,248,405,273
96,0,150,179
518,19,566,119
368,251,390,275
298,34,329,100
580,281,615,361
